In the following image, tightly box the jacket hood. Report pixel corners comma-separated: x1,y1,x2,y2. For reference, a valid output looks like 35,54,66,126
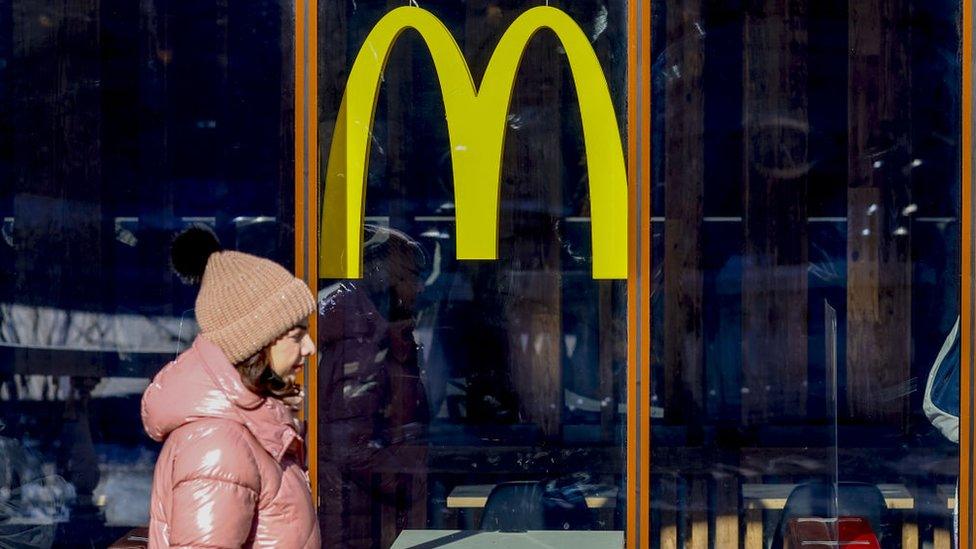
318,281,387,343
141,335,300,462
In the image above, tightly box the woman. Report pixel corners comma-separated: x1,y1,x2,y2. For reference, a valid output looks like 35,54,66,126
141,226,320,548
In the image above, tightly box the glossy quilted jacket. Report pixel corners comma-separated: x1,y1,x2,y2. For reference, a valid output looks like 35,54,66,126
141,336,320,548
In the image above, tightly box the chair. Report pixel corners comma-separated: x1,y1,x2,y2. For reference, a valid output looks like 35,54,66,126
770,482,891,549
479,480,594,532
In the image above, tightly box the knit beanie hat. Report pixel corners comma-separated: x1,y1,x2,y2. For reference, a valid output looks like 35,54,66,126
171,226,316,364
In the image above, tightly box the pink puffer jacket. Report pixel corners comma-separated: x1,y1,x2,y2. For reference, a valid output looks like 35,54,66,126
142,336,320,548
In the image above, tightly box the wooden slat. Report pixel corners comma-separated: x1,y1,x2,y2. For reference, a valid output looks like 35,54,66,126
688,478,708,549
745,509,763,549
659,476,678,549
716,476,740,549
663,0,705,424
846,0,913,425
598,282,615,441
741,0,809,425
901,521,919,549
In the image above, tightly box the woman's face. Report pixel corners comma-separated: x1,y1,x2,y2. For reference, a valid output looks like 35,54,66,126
269,323,315,381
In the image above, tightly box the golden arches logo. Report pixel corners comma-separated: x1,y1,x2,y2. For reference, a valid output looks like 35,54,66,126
320,6,627,280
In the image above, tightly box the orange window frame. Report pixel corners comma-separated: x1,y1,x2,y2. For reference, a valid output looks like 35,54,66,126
627,0,653,548
962,0,973,546
294,0,319,506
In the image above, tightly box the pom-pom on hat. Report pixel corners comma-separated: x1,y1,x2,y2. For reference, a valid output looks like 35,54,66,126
171,225,315,364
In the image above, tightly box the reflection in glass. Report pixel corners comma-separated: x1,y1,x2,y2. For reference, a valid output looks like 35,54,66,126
650,0,961,547
317,1,630,546
0,0,295,545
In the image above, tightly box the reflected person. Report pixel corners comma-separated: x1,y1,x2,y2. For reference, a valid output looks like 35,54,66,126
318,225,430,548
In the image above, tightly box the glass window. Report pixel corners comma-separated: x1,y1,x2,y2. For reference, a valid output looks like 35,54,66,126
0,1,295,545
650,0,962,547
316,2,631,546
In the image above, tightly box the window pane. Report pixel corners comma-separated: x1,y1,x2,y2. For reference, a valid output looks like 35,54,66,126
316,2,630,546
0,1,295,545
650,0,961,547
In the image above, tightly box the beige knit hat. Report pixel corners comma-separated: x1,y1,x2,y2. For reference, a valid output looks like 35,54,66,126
172,227,315,364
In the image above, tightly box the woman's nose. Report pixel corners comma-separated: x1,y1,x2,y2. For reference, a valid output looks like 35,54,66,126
302,333,316,356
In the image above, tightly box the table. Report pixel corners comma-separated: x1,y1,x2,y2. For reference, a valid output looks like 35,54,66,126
108,527,149,549
446,483,618,529
741,483,914,549
446,484,619,509
391,529,623,549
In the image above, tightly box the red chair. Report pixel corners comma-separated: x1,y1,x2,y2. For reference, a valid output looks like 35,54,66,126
785,517,880,549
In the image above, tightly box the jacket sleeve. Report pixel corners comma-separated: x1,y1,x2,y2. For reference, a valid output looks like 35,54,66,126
923,317,960,444
168,423,261,548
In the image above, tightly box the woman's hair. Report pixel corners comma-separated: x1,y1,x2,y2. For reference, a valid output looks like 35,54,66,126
235,345,300,399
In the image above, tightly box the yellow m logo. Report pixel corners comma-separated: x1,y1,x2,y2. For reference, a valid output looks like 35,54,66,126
320,6,628,280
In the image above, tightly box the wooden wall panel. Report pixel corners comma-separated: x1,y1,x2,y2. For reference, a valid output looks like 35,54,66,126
316,0,346,159
846,0,912,424
464,0,563,439
741,0,809,424
384,0,414,230
663,0,705,424
9,0,104,521
12,0,104,313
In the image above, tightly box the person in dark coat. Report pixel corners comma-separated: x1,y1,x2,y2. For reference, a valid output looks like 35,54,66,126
317,226,430,548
